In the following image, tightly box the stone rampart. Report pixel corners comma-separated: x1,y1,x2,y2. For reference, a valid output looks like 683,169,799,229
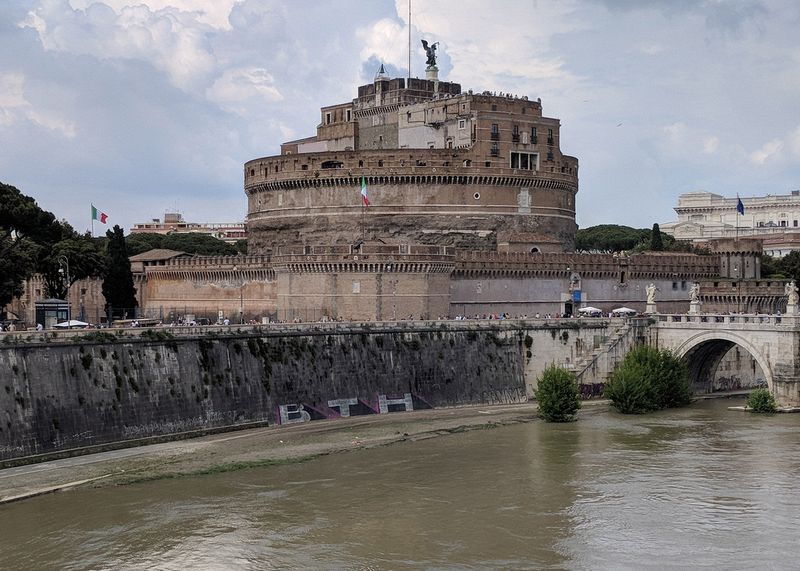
0,319,625,463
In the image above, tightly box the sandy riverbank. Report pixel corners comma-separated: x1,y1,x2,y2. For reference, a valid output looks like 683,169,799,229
0,401,610,504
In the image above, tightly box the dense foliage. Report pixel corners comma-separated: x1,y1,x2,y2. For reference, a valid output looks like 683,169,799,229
604,346,693,414
761,251,800,281
575,224,694,253
102,225,138,320
746,388,777,413
534,365,582,422
1,182,104,308
126,232,242,256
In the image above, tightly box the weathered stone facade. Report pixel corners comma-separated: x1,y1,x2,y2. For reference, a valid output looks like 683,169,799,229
245,70,578,253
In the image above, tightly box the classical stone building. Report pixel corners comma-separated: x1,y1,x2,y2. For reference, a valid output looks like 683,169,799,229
661,190,800,255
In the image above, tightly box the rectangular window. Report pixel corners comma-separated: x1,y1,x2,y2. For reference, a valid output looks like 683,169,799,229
521,132,529,144
458,119,466,129
491,123,499,141
346,109,352,122
510,152,538,170
531,127,537,144
352,281,361,294
794,220,798,227
325,112,331,125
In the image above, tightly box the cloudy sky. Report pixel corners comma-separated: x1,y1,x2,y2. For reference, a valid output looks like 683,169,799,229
1,0,799,235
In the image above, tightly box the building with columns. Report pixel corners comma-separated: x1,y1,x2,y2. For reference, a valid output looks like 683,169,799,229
661,190,800,256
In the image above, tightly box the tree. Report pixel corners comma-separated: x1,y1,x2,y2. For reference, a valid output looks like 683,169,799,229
576,225,650,252
38,221,105,299
776,251,800,282
746,388,778,413
650,223,664,251
534,365,582,422
604,345,692,414
126,232,165,256
102,225,138,320
746,388,777,413
126,231,238,256
0,182,62,307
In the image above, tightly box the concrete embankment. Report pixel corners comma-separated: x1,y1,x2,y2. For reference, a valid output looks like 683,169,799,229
0,320,620,465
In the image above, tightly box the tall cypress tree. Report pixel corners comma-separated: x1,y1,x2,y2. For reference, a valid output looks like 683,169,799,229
650,223,664,251
102,225,138,320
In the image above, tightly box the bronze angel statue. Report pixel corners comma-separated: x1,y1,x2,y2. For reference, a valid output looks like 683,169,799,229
421,39,438,67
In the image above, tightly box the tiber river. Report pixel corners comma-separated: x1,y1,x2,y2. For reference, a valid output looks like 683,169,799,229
1,398,799,570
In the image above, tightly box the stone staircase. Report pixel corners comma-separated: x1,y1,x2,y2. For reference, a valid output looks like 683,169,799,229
570,320,643,389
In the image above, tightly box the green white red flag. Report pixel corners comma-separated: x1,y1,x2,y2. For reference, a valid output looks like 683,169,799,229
91,204,108,224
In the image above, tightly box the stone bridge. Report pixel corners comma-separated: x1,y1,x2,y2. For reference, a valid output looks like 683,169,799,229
653,314,800,406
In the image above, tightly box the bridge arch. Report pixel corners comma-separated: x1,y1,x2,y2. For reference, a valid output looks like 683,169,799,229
671,331,772,393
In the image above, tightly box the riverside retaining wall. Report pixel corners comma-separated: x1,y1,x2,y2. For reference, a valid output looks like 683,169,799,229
0,320,623,463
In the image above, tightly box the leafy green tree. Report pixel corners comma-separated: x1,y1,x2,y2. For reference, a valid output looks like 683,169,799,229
234,239,248,255
126,232,166,256
534,365,581,422
126,232,237,256
102,225,138,320
746,388,777,413
605,346,692,414
576,225,651,252
161,233,238,256
760,254,781,279
0,182,62,307
776,251,800,282
650,223,664,251
38,222,105,299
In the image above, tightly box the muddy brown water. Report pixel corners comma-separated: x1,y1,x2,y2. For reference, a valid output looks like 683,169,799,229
1,398,798,570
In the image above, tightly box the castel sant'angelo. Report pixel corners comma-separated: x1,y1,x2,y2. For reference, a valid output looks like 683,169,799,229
134,45,782,322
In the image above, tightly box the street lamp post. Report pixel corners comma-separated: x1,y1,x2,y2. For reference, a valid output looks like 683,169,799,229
57,255,71,323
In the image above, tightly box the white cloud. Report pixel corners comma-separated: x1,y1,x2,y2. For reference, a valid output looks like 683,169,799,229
206,67,283,116
749,139,783,165
20,1,218,90
703,136,719,154
0,73,76,138
68,0,243,30
662,122,687,144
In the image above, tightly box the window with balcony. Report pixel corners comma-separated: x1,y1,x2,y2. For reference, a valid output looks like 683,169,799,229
491,123,499,141
547,128,554,145
512,125,520,142
490,142,499,157
531,127,537,144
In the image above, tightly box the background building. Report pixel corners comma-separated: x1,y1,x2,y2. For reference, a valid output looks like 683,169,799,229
661,190,800,256
131,212,246,244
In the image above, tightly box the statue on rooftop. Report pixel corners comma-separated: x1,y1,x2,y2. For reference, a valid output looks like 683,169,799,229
421,39,438,67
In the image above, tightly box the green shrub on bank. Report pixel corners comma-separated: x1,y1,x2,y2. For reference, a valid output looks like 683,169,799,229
746,388,777,413
534,365,581,422
604,346,692,414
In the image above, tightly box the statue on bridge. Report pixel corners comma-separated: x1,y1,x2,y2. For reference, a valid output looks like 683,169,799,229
646,282,657,305
689,282,700,302
645,282,658,314
786,280,799,312
689,282,701,314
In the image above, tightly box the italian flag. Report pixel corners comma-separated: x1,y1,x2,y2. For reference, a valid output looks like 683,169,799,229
91,204,108,224
361,176,369,206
